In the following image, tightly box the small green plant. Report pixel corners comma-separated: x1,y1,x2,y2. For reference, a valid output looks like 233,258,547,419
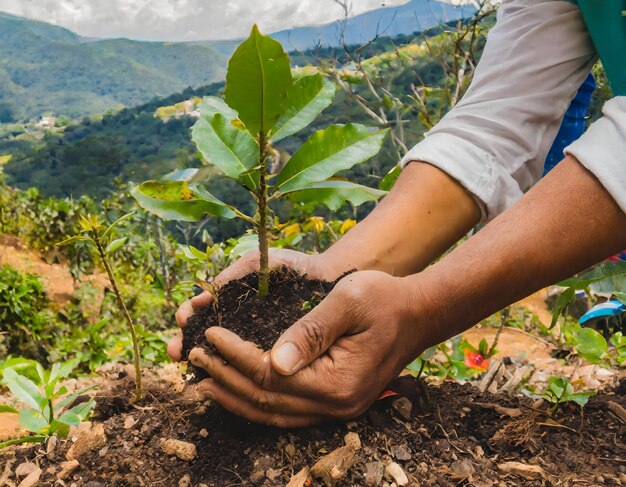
0,358,95,449
57,213,144,399
539,375,596,411
551,261,626,328
132,25,388,296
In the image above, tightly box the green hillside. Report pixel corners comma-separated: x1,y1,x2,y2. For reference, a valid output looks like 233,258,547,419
0,13,232,121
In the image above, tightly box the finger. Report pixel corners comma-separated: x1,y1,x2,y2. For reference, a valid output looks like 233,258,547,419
175,300,195,328
271,296,352,376
197,378,322,428
204,327,337,398
190,291,213,309
214,251,260,287
189,348,328,416
167,333,184,361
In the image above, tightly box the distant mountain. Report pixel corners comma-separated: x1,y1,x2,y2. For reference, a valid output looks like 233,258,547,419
0,1,473,121
0,12,233,121
271,0,475,51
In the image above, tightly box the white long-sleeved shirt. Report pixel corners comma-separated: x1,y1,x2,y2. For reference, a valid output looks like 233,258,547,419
400,0,626,221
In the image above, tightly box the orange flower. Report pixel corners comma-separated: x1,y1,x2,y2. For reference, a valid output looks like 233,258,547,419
464,349,490,371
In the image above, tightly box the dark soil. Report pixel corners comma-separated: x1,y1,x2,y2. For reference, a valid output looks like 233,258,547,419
183,268,337,380
3,374,625,486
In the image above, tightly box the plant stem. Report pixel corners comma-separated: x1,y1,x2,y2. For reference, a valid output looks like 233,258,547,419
488,307,509,357
0,435,46,449
257,133,270,297
93,232,143,400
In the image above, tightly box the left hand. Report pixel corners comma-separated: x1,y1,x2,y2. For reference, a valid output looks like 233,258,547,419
188,270,430,427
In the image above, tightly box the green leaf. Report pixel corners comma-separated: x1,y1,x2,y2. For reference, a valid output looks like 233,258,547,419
177,244,208,262
106,237,128,255
574,327,607,361
131,181,236,222
57,410,82,426
478,338,489,356
380,165,401,191
287,181,387,211
197,96,239,121
271,75,336,143
0,405,18,414
559,261,626,289
55,235,91,247
2,368,46,411
229,234,259,260
18,408,49,433
225,24,292,135
67,398,96,420
276,124,388,192
550,287,575,329
192,113,259,189
615,292,626,305
102,212,136,239
56,385,96,409
569,391,596,406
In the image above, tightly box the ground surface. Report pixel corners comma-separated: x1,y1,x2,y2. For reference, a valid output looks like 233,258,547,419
2,246,625,485
1,370,625,486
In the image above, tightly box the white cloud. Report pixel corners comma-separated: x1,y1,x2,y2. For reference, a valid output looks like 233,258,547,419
2,0,411,41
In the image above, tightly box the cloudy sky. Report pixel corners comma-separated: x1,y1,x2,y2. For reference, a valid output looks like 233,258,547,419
2,0,415,41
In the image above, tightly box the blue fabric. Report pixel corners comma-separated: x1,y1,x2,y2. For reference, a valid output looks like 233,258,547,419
543,72,596,176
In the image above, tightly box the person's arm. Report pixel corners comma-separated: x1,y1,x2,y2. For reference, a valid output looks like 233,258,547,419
190,156,626,427
411,156,626,348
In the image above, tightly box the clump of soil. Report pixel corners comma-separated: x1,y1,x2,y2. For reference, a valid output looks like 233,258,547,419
183,268,337,379
3,374,625,486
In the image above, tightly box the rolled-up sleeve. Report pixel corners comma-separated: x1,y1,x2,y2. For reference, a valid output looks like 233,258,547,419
401,0,598,220
565,97,626,213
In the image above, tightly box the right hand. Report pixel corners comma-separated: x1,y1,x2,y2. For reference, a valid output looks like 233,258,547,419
166,248,337,361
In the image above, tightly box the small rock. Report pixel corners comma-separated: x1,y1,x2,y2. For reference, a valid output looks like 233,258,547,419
266,468,281,481
286,467,311,487
15,463,38,478
310,445,357,486
199,428,209,438
391,397,413,421
344,432,362,450
46,435,58,455
17,467,41,487
67,423,107,460
391,444,412,461
160,438,197,462
284,443,297,457
123,416,137,429
497,461,551,481
364,462,384,486
178,474,191,487
385,462,409,486
451,459,475,480
57,460,80,480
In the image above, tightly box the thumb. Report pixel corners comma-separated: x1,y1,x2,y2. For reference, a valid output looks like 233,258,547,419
270,298,351,376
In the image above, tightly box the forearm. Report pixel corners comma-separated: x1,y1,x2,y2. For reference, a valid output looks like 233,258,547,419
409,156,626,351
321,162,481,277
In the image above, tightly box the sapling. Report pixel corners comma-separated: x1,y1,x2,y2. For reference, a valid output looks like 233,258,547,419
57,213,143,400
132,25,388,296
0,358,95,449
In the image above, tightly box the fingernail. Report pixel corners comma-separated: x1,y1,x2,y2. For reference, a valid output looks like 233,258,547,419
274,342,302,374
198,385,215,400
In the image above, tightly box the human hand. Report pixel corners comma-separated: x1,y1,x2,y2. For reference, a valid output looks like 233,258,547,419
167,248,340,361
188,270,429,427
